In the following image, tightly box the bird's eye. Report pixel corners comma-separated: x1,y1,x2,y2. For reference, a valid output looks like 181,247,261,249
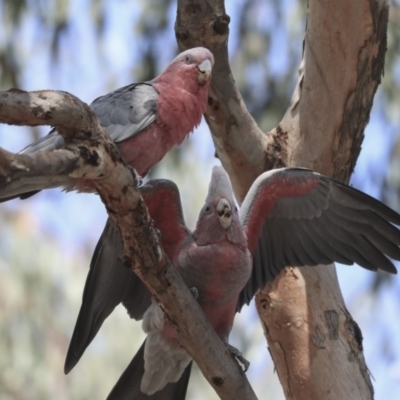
235,206,238,212
184,55,191,63
205,206,210,212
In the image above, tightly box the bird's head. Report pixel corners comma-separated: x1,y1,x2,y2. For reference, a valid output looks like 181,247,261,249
158,47,214,93
194,166,244,246
175,47,213,85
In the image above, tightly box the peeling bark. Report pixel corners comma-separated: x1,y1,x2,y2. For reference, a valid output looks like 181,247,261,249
176,0,387,399
0,89,257,400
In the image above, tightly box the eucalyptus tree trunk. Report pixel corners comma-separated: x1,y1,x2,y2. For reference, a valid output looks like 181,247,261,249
176,0,387,398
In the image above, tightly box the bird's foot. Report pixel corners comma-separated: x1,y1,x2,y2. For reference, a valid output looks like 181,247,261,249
189,287,199,300
224,341,250,372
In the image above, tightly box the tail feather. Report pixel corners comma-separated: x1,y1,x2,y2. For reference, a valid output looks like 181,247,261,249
0,190,39,203
0,175,73,201
107,341,192,400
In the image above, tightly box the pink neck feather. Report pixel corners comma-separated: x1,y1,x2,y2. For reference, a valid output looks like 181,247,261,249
154,69,210,144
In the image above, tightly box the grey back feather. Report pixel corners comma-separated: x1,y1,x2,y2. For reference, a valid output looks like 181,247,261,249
91,83,158,143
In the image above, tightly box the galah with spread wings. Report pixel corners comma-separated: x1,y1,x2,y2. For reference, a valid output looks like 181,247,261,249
107,166,252,400
0,47,213,199
67,166,400,399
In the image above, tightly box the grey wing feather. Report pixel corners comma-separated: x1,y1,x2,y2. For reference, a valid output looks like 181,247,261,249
20,82,158,154
0,175,74,200
65,218,151,374
237,168,400,311
107,341,192,400
91,82,158,143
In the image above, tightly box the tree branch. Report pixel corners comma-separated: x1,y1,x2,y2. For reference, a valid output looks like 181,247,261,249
0,89,257,400
0,89,97,134
281,0,387,182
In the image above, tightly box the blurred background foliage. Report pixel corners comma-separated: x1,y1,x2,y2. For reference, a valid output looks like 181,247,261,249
0,0,399,399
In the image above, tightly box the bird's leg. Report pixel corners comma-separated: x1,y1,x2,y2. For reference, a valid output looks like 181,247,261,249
189,287,199,301
224,341,250,372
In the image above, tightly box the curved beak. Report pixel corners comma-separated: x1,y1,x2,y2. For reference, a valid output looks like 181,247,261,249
197,59,213,84
217,198,232,229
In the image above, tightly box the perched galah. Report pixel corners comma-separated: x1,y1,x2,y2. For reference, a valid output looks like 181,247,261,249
67,166,400,399
0,47,213,199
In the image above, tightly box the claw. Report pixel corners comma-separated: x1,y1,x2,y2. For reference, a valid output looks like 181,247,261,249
224,341,250,372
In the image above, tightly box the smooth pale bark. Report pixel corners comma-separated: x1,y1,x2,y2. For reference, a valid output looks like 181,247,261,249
261,1,386,399
0,89,257,400
176,0,387,399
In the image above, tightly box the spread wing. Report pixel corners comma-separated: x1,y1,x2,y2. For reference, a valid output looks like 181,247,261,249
237,168,400,310
65,179,190,373
64,219,151,374
20,82,158,155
